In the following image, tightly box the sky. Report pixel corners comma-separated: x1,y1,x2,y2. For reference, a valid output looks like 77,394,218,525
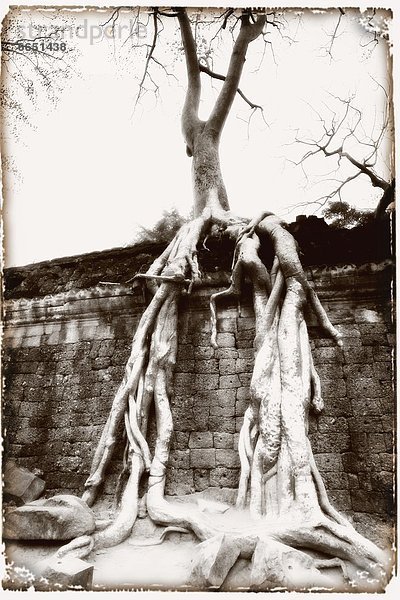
1,6,393,266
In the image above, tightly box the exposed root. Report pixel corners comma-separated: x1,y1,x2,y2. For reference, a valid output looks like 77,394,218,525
54,209,391,592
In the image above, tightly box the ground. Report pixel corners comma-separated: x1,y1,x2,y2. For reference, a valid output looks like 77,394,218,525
3,489,393,592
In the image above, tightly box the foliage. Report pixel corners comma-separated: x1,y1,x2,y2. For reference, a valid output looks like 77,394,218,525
131,207,188,244
323,200,373,228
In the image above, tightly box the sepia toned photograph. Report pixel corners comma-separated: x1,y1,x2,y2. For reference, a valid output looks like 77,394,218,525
1,1,396,592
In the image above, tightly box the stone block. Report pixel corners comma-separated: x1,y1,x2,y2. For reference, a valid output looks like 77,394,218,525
217,318,237,333
237,317,254,331
169,450,190,469
373,361,392,380
216,449,240,468
210,403,235,417
350,398,381,417
317,416,348,433
196,359,219,374
37,556,93,590
190,449,216,469
219,359,237,375
4,495,96,540
189,432,213,449
320,379,346,398
355,308,384,323
235,358,253,373
314,453,342,472
194,469,210,492
312,347,343,364
208,417,235,434
347,416,384,433
3,461,46,505
343,347,373,364
195,374,219,390
191,533,241,588
328,490,352,511
347,378,381,399
194,346,215,360
177,344,194,360
210,467,239,488
216,333,236,348
215,348,238,359
213,433,233,449
380,453,394,471
219,375,240,389
165,468,194,496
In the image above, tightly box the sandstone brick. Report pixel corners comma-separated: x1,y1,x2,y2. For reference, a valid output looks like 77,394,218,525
213,433,233,449
350,398,381,416
313,347,343,364
194,346,215,360
317,416,348,433
236,417,244,432
237,317,254,331
347,416,384,433
216,449,240,468
312,364,343,379
175,360,195,372
347,473,359,489
380,453,394,471
309,432,350,453
190,449,215,469
171,432,190,450
194,469,210,492
219,375,240,389
177,344,194,360
208,416,235,434
216,333,236,348
195,359,219,374
354,308,384,323
372,346,392,362
320,379,346,398
195,374,219,390
343,347,373,364
217,318,237,333
165,468,194,496
370,471,393,491
328,490,352,511
210,467,239,488
235,358,253,373
210,403,235,417
236,339,253,348
238,373,251,386
189,432,213,449
169,450,190,469
235,398,248,416
219,359,237,375
314,453,342,472
214,348,238,359
372,362,392,380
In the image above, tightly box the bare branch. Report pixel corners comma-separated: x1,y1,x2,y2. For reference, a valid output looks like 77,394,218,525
206,11,266,135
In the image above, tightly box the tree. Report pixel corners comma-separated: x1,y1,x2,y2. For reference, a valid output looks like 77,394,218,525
8,7,392,590
291,57,394,220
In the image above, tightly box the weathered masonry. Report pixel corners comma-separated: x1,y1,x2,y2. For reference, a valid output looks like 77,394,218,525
2,218,394,523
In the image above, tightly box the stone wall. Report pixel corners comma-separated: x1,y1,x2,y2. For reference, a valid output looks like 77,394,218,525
3,247,394,520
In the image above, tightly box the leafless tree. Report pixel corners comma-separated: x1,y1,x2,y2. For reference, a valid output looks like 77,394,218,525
293,88,394,219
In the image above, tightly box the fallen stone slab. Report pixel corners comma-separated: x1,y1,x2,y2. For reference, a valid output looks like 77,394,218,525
35,556,94,590
3,494,96,540
191,533,242,588
3,461,45,505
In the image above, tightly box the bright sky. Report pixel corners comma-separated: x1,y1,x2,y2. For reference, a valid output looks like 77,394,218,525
1,6,393,266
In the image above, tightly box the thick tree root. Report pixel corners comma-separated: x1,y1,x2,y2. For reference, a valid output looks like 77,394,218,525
55,209,391,591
